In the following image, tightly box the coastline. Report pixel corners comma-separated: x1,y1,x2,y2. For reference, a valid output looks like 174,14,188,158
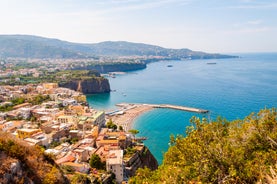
107,103,154,131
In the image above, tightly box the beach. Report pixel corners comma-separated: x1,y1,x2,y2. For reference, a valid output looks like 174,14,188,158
106,103,154,131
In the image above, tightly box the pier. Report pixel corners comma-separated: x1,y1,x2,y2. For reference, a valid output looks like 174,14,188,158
116,103,209,114
150,104,209,114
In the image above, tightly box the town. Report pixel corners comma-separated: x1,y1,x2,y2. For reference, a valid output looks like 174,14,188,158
0,82,158,183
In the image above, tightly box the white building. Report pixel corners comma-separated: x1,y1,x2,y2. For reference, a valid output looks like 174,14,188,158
106,150,124,184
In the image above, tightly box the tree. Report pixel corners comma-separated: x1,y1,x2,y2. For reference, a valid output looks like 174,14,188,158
119,125,123,131
89,154,104,170
130,108,277,183
129,129,139,139
106,119,117,130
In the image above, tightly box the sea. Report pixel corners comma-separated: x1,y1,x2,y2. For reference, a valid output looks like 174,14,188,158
86,53,277,164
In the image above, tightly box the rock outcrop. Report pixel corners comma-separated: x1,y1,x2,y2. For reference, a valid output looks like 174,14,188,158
58,77,110,94
124,145,158,177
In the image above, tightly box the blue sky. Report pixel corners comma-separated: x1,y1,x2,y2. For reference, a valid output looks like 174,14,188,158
0,0,276,53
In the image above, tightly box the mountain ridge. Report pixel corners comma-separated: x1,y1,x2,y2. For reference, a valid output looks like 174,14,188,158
0,34,237,59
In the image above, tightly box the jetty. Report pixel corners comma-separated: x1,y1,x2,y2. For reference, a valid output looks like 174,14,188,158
115,103,209,114
150,104,209,114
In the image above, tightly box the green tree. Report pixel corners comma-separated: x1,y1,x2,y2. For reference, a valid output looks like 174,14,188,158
89,154,104,170
119,125,123,131
106,119,117,130
130,108,277,183
129,129,139,139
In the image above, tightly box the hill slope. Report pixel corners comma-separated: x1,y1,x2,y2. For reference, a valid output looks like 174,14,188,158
0,35,236,59
0,132,69,184
130,108,277,183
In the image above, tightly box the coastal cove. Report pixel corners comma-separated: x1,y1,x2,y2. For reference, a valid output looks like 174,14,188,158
87,53,277,164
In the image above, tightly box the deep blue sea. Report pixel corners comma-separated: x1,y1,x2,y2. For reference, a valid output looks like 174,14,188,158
87,53,277,164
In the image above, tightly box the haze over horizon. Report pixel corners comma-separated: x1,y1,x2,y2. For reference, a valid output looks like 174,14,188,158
0,0,276,53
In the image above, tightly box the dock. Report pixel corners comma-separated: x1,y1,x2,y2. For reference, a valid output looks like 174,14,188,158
150,104,209,114
115,103,209,114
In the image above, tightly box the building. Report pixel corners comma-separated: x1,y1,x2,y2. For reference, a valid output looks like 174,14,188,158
62,99,78,107
92,111,105,128
106,150,124,184
42,83,58,89
57,115,76,124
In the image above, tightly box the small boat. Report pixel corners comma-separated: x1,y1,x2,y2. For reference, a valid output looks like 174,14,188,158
167,65,173,67
207,62,217,64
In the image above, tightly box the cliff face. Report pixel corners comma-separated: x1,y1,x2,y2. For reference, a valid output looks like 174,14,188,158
74,63,147,73
124,146,158,177
139,147,158,170
58,77,110,94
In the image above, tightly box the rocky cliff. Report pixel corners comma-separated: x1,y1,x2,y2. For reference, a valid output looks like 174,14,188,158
124,145,158,177
140,147,158,170
58,77,110,94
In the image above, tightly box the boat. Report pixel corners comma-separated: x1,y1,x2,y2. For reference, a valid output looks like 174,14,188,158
207,62,217,64
167,65,173,67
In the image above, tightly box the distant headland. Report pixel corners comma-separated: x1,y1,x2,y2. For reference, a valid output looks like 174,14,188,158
0,34,237,60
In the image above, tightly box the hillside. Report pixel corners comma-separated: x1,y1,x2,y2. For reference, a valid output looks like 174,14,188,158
0,132,69,184
0,35,236,59
130,108,277,183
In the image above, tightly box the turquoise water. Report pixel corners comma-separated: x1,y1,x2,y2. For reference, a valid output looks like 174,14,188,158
87,53,277,164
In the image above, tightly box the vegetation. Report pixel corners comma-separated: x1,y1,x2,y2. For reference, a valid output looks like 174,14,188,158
124,147,137,158
71,173,90,184
130,108,277,184
129,129,139,140
0,131,68,183
0,35,237,59
89,154,105,170
106,119,117,130
0,69,104,86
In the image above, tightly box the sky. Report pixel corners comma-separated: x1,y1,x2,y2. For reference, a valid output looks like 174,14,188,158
0,0,276,53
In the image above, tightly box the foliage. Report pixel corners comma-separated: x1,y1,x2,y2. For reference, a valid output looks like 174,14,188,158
129,108,277,184
124,147,137,158
11,97,25,105
128,129,139,135
28,94,50,105
71,173,90,184
0,68,103,86
63,137,79,145
119,125,123,131
61,165,75,174
106,119,117,130
89,154,105,170
0,103,13,112
49,141,61,148
0,131,68,183
42,166,61,184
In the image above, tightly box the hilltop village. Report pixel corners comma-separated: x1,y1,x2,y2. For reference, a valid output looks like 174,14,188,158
0,82,158,183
